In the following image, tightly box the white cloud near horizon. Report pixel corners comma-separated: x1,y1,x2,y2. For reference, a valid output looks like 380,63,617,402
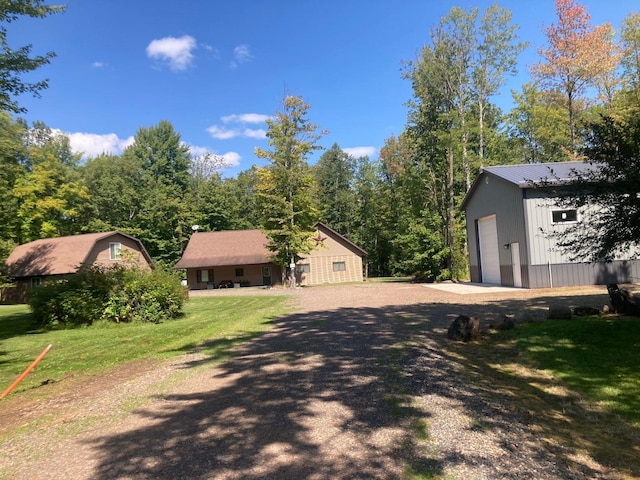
207,112,269,140
55,130,134,157
188,145,241,169
230,44,253,68
146,35,197,71
342,146,377,159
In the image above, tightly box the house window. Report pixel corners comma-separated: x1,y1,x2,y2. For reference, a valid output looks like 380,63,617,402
30,277,42,288
109,242,122,260
235,268,244,277
197,269,214,283
552,209,578,223
333,261,346,272
296,264,310,273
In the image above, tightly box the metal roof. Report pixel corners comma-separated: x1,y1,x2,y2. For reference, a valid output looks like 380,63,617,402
482,161,599,188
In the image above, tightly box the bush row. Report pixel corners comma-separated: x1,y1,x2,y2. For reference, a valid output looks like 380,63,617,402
28,265,186,327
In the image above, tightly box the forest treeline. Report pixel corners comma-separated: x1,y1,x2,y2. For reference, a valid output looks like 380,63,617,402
2,1,640,280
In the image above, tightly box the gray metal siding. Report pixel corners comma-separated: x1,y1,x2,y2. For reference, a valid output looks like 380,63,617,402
528,260,640,288
465,173,528,287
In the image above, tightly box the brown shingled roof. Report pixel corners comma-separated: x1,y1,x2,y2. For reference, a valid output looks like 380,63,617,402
5,231,152,278
174,229,272,269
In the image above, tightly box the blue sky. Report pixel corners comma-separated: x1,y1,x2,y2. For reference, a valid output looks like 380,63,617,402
11,0,635,177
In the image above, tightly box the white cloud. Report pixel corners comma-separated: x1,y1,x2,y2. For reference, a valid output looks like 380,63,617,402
220,151,241,167
242,128,267,139
56,130,134,157
342,146,377,159
230,44,253,68
146,35,197,71
92,61,105,68
207,113,270,140
187,144,240,171
221,113,271,124
206,125,239,140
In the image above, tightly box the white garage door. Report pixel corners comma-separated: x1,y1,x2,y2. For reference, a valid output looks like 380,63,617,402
477,215,501,284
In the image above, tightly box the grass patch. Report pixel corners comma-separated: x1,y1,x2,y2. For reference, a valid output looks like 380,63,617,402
0,295,290,396
515,316,640,426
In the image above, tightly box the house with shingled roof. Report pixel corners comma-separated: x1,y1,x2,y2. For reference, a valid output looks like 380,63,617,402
462,161,640,288
3,231,153,302
174,222,367,289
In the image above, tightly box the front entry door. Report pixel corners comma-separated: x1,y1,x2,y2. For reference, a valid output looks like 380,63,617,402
262,266,272,286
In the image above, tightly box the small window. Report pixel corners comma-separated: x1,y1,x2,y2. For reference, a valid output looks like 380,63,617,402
296,264,310,273
109,242,122,260
30,277,42,288
552,209,578,223
333,261,346,272
235,268,244,277
197,269,212,283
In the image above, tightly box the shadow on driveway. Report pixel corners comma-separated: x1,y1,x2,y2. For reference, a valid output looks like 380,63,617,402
88,289,636,479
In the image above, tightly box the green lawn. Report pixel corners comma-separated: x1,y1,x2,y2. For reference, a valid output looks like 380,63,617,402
0,295,291,396
515,316,640,426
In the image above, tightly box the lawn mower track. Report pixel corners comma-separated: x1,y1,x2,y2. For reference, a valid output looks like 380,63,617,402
1,282,635,479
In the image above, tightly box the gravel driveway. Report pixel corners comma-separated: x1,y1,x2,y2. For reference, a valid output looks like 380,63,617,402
0,282,624,479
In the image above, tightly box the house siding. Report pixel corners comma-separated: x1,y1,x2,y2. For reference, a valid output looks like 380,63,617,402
465,173,529,287
297,232,364,285
87,234,152,270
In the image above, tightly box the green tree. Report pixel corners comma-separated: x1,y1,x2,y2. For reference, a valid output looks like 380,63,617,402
474,3,527,164
621,12,640,99
0,0,64,113
0,112,27,242
550,101,640,261
118,121,193,265
14,133,91,242
255,95,323,286
313,143,356,235
224,167,262,229
81,153,143,232
508,83,570,163
404,4,523,278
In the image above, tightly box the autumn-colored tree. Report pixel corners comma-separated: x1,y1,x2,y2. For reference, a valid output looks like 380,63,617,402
531,0,619,151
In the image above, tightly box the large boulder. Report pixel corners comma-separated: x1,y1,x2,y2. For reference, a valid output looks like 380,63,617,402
447,315,481,342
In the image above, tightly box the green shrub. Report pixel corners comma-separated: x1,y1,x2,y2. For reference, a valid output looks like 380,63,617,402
28,265,185,328
102,268,185,323
29,265,120,327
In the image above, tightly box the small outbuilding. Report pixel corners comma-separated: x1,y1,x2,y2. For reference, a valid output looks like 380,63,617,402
462,161,640,288
174,222,367,289
3,231,153,302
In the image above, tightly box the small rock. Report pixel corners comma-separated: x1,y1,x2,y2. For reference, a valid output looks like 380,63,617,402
548,305,572,320
572,306,600,317
447,315,481,342
495,316,515,330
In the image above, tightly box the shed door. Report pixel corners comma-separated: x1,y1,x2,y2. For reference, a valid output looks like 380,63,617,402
477,215,501,285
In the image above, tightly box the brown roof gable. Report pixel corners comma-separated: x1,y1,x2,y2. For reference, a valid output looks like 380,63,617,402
5,231,152,278
174,223,367,269
174,229,272,269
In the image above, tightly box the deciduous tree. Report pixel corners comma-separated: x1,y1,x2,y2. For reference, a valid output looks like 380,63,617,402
531,0,619,151
255,95,322,286
313,143,356,236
